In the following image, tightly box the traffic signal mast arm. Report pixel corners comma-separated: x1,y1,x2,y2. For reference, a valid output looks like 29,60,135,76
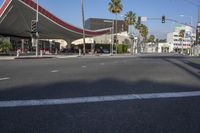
146,17,196,29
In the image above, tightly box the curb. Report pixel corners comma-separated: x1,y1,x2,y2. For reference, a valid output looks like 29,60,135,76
14,56,55,59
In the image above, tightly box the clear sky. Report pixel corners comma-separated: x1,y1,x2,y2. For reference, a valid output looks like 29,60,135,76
0,0,199,39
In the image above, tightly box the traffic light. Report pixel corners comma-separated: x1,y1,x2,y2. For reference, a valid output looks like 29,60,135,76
162,16,165,23
196,24,200,44
113,35,119,44
31,20,38,33
137,16,141,25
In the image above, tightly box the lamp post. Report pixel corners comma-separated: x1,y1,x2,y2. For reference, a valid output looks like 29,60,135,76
104,20,114,55
81,0,86,55
35,0,39,56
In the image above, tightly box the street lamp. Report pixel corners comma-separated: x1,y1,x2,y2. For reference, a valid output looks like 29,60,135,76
35,0,39,56
81,0,86,55
104,20,114,55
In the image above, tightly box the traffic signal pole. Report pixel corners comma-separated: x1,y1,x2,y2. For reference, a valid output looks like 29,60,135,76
81,0,86,55
196,6,200,45
198,6,200,23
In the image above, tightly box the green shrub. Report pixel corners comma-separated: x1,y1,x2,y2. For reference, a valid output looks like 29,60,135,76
0,40,12,54
115,44,128,53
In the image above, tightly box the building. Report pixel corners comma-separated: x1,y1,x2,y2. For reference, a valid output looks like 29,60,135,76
0,0,110,55
85,18,128,33
167,25,195,54
158,43,173,53
144,43,158,53
72,32,131,46
191,45,200,56
0,36,61,54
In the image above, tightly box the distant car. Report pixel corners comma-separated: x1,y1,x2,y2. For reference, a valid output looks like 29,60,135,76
113,50,117,54
103,49,110,54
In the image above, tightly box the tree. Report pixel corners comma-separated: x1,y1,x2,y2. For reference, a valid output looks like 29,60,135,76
155,39,159,43
138,24,149,42
179,30,185,54
108,0,123,53
138,24,148,52
124,11,136,54
108,0,123,17
148,35,155,43
124,11,136,27
0,40,12,54
158,39,167,43
179,30,185,38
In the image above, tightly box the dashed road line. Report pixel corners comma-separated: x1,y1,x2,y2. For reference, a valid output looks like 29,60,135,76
81,66,87,68
0,77,10,81
50,70,59,73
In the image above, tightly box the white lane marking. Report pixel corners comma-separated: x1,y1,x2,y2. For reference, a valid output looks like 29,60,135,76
51,70,59,73
100,63,105,66
81,66,87,68
0,77,10,81
0,91,200,108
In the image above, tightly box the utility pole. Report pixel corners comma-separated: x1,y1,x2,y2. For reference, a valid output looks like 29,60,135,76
196,6,200,45
198,6,200,23
104,20,114,55
81,0,86,55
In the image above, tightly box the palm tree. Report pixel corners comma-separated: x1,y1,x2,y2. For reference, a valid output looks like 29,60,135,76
124,11,136,27
138,24,148,52
108,0,123,53
179,30,185,54
124,11,136,54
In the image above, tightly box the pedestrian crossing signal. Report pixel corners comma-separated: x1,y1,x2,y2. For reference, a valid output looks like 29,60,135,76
137,16,141,25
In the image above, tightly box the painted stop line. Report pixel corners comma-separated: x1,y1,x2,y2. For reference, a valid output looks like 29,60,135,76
0,91,200,108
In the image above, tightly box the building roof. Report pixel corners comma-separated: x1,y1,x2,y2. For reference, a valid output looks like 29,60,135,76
0,0,110,42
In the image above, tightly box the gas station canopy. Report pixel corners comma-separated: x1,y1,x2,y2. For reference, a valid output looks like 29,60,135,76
0,0,110,42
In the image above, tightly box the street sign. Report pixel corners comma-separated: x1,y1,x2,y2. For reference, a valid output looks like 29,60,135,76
128,25,134,34
32,38,36,47
141,17,147,22
185,31,191,38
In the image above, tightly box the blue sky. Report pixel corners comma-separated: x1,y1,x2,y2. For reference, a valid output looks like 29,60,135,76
0,0,199,39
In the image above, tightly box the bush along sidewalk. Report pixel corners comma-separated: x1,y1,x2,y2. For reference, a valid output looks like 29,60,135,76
0,40,12,55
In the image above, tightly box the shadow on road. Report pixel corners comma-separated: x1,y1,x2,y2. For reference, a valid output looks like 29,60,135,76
182,60,200,70
0,78,199,101
139,56,200,80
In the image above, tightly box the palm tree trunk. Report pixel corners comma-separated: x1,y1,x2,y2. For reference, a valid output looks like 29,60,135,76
181,38,183,54
115,14,118,54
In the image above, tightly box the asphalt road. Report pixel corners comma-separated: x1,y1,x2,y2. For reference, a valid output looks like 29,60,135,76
0,54,200,133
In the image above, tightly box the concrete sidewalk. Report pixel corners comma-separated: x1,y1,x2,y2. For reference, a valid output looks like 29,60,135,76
0,55,80,60
0,54,135,60
0,56,15,60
